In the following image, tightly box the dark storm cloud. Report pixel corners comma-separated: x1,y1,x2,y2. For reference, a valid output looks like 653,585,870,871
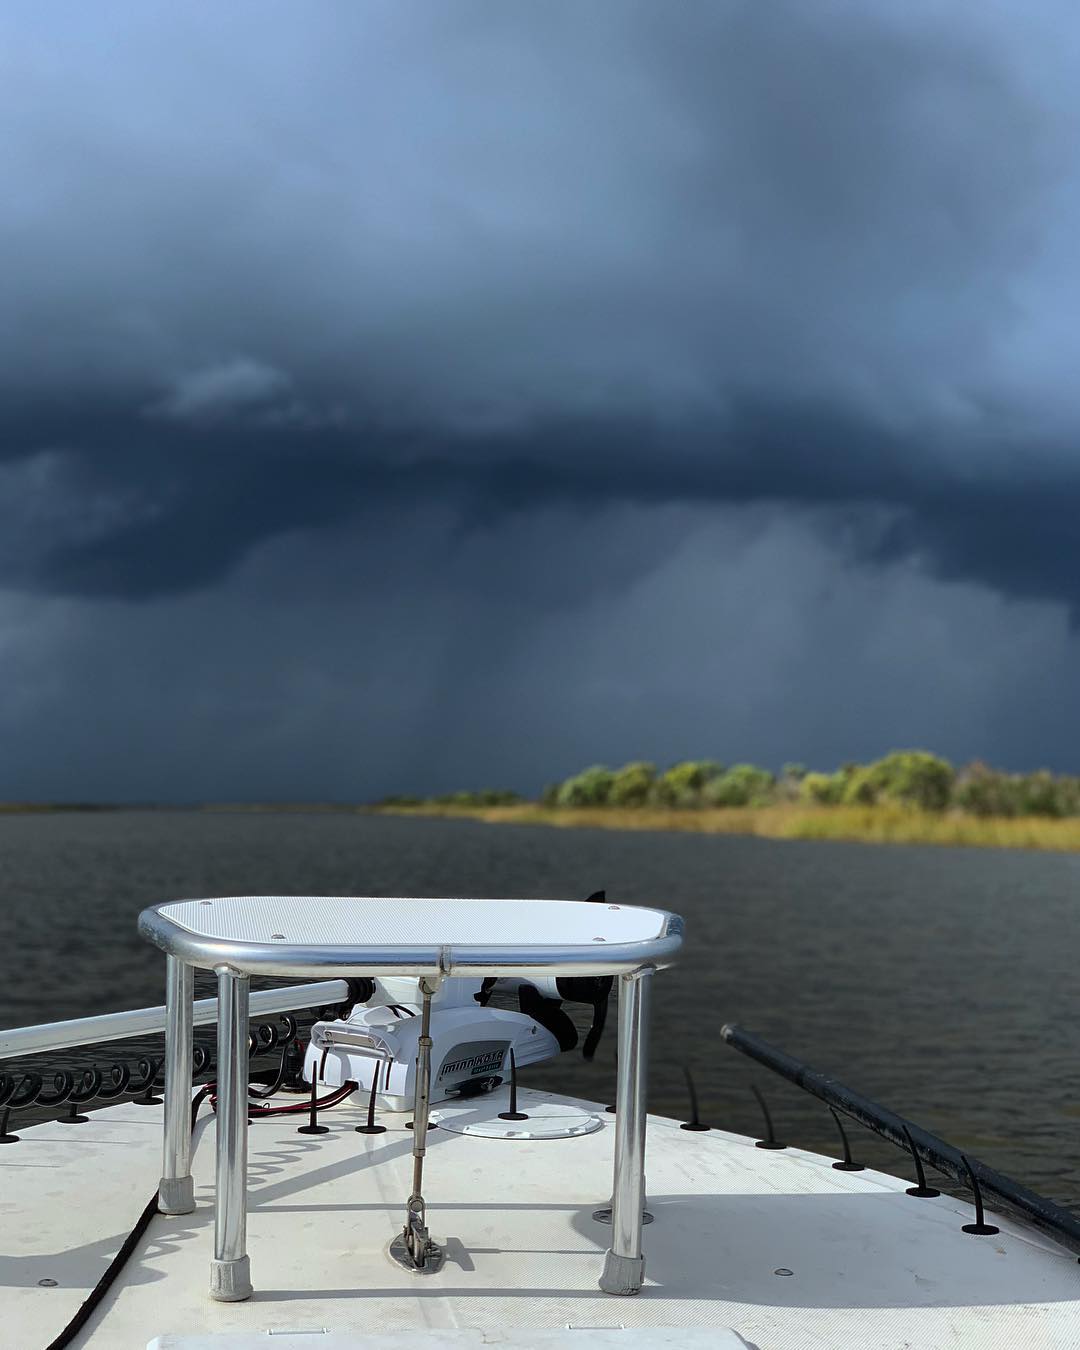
7,0,1080,800
6,393,1080,622
3,0,1079,610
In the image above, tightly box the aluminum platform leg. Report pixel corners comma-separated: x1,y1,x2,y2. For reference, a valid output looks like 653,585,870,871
599,968,651,1296
210,967,252,1302
159,956,195,1214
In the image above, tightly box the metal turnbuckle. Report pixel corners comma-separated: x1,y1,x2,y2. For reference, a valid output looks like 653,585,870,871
388,978,445,1275
389,1195,444,1274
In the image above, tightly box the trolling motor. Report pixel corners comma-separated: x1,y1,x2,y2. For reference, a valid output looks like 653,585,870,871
300,889,614,1272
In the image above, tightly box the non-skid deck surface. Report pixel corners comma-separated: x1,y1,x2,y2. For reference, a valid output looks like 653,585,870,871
4,1088,1080,1349
155,895,672,947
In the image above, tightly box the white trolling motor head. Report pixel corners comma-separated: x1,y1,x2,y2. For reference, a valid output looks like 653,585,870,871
304,975,564,1111
303,890,614,1112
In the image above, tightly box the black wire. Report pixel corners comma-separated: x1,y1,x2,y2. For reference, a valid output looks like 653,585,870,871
41,1086,212,1350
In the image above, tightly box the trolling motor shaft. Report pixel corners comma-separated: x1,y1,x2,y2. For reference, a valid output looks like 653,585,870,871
389,977,445,1274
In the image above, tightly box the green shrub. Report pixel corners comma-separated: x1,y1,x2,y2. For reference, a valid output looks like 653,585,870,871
652,760,723,807
1014,771,1080,817
556,765,615,808
841,767,880,806
799,772,839,805
704,763,776,808
879,751,954,810
840,751,954,812
609,761,657,807
954,762,1021,817
1055,777,1080,816
954,764,1080,818
828,764,860,801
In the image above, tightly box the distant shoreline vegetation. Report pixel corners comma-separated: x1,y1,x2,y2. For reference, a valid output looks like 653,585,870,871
7,754,1080,852
375,753,1080,852
381,752,1080,818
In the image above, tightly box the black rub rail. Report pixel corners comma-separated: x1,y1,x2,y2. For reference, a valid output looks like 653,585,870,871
721,1022,1080,1261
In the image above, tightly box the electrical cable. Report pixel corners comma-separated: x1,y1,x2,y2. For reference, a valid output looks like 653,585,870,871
212,1081,356,1117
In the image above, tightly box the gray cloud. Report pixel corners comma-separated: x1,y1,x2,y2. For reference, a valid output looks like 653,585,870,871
150,358,292,423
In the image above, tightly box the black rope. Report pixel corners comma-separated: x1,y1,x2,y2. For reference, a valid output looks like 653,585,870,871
41,1085,211,1350
43,1190,161,1350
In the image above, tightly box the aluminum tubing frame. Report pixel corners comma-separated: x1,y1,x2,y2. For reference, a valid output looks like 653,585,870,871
209,967,253,1302
599,967,652,1296
158,955,195,1215
0,979,350,1061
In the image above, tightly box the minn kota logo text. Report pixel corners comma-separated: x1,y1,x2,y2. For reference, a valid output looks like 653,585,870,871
437,1041,509,1080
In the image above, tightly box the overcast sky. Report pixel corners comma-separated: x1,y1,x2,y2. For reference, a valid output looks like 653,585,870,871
3,0,1080,801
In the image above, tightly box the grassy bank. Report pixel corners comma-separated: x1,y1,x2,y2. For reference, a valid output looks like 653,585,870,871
371,801,1080,852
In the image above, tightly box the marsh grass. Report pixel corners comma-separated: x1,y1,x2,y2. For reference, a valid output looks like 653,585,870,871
372,801,1080,852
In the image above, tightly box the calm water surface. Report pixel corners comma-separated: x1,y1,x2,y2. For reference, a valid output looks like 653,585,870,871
3,810,1079,1208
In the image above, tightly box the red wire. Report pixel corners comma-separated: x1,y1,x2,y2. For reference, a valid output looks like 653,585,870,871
204,1081,358,1117
204,1037,361,1117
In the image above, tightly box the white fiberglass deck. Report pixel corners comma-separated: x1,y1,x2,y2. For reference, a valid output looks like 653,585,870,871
5,1086,1080,1350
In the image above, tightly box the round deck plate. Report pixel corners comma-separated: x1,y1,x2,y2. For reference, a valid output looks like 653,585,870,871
431,1089,602,1140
